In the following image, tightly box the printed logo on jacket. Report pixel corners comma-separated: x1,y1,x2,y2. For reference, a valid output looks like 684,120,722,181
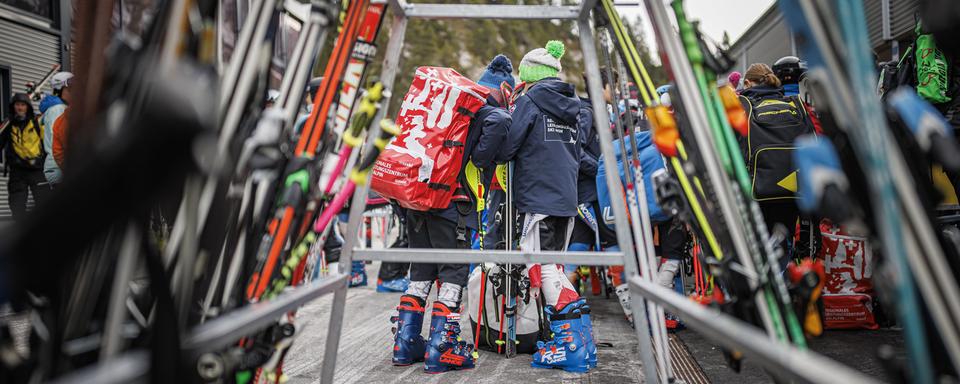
543,116,576,144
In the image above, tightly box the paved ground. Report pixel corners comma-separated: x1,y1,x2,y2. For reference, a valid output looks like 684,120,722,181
678,326,906,383
282,262,645,384
268,262,908,383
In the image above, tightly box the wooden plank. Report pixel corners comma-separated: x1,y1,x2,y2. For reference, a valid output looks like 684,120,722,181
282,263,645,383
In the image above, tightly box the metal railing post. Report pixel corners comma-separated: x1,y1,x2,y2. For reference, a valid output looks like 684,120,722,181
318,9,409,383
577,17,661,384
319,284,348,384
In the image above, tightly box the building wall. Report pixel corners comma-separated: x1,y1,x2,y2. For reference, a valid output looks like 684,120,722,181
729,0,920,75
0,1,66,219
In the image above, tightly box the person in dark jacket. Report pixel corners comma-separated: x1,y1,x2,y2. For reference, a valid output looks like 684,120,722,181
565,68,619,284
1,93,48,221
498,41,594,372
391,55,513,374
740,63,816,259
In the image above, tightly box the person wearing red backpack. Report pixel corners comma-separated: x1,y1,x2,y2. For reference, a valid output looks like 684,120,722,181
390,55,513,374
496,40,594,373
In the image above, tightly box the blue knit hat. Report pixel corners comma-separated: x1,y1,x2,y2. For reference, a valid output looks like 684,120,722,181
477,55,515,89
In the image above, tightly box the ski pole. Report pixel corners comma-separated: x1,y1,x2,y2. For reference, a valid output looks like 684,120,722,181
474,265,487,353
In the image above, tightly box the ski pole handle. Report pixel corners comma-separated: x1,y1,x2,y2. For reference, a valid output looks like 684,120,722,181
718,85,748,136
343,83,384,147
887,88,960,172
794,135,855,222
646,105,679,157
350,118,399,185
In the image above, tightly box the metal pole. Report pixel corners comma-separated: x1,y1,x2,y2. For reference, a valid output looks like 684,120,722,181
319,285,348,384
401,3,580,20
319,11,408,383
352,249,627,265
505,161,515,358
643,0,777,339
577,17,660,384
629,276,878,384
100,223,140,360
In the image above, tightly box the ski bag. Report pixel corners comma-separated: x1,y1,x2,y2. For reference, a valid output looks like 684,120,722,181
371,67,489,211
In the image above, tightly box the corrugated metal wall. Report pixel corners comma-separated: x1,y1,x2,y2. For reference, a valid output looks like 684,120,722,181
731,0,921,74
865,0,884,47
0,17,60,219
0,20,60,95
890,0,920,39
734,16,794,74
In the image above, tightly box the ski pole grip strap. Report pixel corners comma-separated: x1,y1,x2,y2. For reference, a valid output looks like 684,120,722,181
457,107,476,117
443,140,464,148
550,311,582,321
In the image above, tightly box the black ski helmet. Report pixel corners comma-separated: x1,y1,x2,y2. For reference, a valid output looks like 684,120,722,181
773,56,807,84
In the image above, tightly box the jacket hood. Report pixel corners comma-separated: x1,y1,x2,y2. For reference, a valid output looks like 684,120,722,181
39,94,64,114
526,78,580,125
613,131,653,159
741,85,783,101
10,93,35,121
579,97,594,112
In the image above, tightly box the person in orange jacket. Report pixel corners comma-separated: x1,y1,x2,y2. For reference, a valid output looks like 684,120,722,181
51,108,68,170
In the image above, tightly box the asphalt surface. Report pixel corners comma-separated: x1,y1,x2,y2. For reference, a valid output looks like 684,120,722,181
282,262,644,384
268,262,907,383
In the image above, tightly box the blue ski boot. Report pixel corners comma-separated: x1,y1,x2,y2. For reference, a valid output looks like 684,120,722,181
391,295,426,365
571,299,597,368
349,260,367,287
531,304,590,373
377,277,410,293
424,302,475,373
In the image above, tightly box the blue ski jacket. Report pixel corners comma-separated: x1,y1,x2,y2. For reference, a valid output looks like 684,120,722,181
497,78,582,217
782,83,800,97
577,97,600,205
596,131,671,227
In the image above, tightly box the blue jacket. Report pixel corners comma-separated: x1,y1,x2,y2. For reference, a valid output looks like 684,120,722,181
597,131,671,227
577,98,600,204
435,96,511,229
782,83,800,97
498,78,582,217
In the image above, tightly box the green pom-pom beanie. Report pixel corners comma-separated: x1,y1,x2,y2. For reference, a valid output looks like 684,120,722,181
519,40,566,83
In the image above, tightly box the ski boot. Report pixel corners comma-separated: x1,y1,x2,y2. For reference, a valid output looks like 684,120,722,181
391,295,427,365
657,259,681,288
615,284,634,328
665,313,685,332
424,302,475,373
349,260,367,287
531,304,590,373
571,299,597,368
377,277,410,293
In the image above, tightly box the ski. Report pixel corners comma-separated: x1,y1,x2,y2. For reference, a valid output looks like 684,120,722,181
780,0,960,380
504,161,517,358
0,64,60,135
247,0,373,302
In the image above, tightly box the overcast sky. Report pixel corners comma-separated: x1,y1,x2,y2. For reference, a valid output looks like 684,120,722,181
618,0,776,53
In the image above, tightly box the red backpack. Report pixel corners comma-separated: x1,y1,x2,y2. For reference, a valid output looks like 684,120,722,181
371,67,489,211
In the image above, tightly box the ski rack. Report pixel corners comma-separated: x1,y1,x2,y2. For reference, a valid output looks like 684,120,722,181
327,0,673,382
333,1,881,383
46,1,881,383
628,277,875,384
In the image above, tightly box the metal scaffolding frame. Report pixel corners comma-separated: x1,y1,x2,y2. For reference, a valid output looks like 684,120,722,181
50,1,882,383
324,0,668,382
